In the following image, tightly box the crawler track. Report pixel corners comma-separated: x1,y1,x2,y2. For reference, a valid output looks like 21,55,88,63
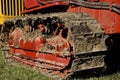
2,12,108,80
4,53,70,80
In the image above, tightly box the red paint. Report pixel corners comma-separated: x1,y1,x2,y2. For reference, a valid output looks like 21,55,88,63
15,49,25,56
24,39,34,50
9,47,15,53
21,1,69,14
23,0,120,34
34,37,45,51
9,0,120,70
9,35,71,69
24,0,39,9
100,0,120,4
36,53,70,68
19,39,24,48
79,8,120,34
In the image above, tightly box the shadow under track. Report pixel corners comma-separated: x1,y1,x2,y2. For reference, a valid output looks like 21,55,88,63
68,41,120,80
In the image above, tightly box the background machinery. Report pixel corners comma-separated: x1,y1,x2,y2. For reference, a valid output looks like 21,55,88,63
1,0,120,79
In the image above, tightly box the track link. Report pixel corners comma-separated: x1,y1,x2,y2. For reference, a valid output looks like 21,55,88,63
5,54,70,80
2,12,108,79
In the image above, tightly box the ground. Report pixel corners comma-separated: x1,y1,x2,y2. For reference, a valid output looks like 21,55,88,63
0,50,120,80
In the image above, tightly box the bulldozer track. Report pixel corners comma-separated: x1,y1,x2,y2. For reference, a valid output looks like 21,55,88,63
4,52,71,80
2,12,108,79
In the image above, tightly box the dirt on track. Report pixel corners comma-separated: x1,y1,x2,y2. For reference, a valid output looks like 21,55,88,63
1,12,108,80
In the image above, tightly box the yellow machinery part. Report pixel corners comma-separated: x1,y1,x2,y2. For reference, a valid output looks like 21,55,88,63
0,0,24,25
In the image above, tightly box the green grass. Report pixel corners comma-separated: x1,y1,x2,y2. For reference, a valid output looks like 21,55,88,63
0,51,53,80
89,72,120,80
70,70,120,80
0,50,120,80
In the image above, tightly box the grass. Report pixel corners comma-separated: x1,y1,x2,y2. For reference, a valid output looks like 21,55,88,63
0,50,120,80
69,69,120,80
89,73,120,80
0,50,53,80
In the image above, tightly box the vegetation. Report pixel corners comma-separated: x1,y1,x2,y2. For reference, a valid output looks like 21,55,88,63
0,50,120,80
0,50,53,80
89,73,120,80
